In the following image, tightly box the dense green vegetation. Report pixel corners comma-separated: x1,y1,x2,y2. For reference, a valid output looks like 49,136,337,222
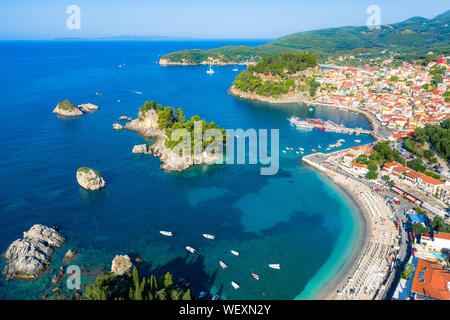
247,53,317,76
370,141,406,165
161,10,450,64
233,70,295,98
139,101,226,152
412,222,430,236
413,119,450,163
58,99,77,111
84,267,191,300
232,53,318,98
400,263,415,280
431,216,450,233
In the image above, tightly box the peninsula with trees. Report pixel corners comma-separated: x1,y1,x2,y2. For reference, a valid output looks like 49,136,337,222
229,52,322,102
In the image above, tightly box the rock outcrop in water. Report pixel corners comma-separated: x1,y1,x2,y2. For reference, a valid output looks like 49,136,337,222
111,255,133,276
78,103,99,113
132,144,148,154
53,100,99,116
124,108,220,172
112,123,123,130
53,100,83,116
76,167,106,190
3,225,66,280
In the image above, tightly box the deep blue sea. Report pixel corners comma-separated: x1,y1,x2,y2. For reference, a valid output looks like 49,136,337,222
0,40,374,300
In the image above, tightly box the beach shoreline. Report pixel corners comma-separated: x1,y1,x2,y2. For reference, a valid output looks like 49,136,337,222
313,172,372,300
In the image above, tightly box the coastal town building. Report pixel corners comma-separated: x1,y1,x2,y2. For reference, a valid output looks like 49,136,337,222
316,59,450,136
381,162,444,194
410,258,450,300
420,232,450,252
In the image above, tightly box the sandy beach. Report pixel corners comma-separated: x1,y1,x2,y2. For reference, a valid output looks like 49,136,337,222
314,172,373,299
302,154,398,300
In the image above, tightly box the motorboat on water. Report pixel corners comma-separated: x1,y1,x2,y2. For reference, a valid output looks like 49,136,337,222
354,139,361,143
288,116,314,130
231,250,239,256
212,294,220,300
206,64,215,74
198,291,208,299
269,264,280,269
252,273,260,280
186,246,197,254
202,233,215,240
232,68,239,72
231,281,240,289
219,260,228,269
160,231,173,236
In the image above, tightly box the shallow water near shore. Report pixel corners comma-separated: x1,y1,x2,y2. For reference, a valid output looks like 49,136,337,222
0,40,373,300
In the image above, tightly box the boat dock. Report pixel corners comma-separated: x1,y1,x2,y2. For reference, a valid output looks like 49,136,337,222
305,118,373,136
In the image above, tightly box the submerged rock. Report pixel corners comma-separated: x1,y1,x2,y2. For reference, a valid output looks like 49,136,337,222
3,225,65,280
111,255,133,276
53,100,83,116
62,249,78,264
76,167,106,190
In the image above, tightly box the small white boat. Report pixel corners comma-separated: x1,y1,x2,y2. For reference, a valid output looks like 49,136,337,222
309,108,313,111
117,99,121,103
186,246,197,254
232,68,239,72
206,64,215,74
269,264,280,269
219,260,228,269
231,250,240,256
296,151,299,154
282,150,286,154
202,233,215,240
299,148,304,151
354,140,361,143
160,231,173,237
252,273,260,280
231,281,240,289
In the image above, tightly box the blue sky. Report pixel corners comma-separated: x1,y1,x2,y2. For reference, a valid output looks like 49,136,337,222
0,0,448,39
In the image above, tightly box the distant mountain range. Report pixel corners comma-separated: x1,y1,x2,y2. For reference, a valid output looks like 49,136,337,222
161,10,450,65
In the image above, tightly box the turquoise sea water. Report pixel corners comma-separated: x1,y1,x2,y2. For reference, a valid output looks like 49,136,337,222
0,40,374,300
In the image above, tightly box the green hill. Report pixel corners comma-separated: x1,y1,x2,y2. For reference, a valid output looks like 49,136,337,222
160,10,450,64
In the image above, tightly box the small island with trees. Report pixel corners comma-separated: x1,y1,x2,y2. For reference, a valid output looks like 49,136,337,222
123,101,226,172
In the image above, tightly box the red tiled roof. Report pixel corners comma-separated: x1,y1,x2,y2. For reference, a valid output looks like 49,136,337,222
411,259,450,300
418,174,443,186
434,232,450,241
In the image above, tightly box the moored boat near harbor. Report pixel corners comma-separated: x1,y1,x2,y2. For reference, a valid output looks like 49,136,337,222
160,231,173,237
202,233,215,240
186,246,197,254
